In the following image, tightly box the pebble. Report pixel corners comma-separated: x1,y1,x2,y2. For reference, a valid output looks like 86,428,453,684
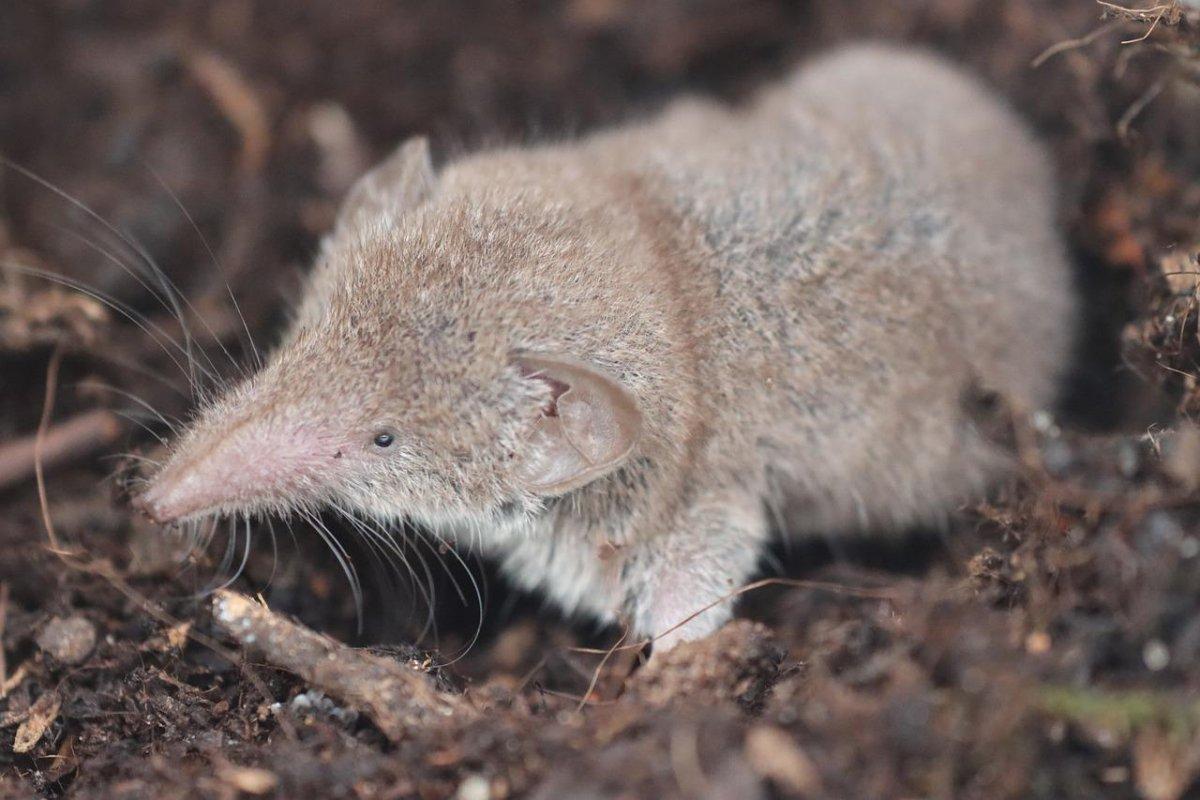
455,775,491,800
1142,640,1170,672
35,615,97,665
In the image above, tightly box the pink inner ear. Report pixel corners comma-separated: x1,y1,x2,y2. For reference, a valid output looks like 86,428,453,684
510,353,643,495
518,365,570,418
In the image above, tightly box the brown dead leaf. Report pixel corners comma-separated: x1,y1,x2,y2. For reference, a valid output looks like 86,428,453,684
166,621,192,651
744,725,821,794
12,691,61,754
218,765,278,795
44,733,79,782
1133,726,1200,800
1092,190,1147,271
0,277,109,352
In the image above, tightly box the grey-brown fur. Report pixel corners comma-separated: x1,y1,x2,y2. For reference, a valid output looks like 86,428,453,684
137,45,1076,649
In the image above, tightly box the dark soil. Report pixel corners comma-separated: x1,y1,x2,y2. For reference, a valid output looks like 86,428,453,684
2,1,1200,798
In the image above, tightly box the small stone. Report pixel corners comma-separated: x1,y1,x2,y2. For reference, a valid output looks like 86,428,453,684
1179,536,1200,559
1032,410,1054,433
1025,631,1052,654
35,615,97,665
1142,640,1170,672
455,775,491,800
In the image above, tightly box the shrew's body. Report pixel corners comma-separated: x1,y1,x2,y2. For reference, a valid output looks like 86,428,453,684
138,46,1076,649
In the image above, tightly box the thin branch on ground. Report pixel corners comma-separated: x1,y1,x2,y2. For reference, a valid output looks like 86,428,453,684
0,408,123,491
211,590,474,741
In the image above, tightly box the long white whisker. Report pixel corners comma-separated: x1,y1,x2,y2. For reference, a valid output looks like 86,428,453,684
105,452,163,467
263,517,280,589
197,515,255,597
72,381,182,434
395,521,441,644
0,157,208,398
80,347,190,399
111,409,169,445
53,221,230,390
299,508,363,632
143,161,263,372
3,261,221,388
334,505,439,640
428,532,485,668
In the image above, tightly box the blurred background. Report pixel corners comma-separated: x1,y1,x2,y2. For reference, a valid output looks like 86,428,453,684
2,2,1200,798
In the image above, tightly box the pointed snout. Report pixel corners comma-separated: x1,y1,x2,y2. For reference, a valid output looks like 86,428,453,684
130,485,172,525
133,450,242,525
133,416,345,525
132,464,215,525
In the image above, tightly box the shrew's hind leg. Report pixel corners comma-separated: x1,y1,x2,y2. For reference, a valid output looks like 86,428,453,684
622,491,768,652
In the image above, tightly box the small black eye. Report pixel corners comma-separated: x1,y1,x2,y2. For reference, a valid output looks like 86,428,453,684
373,432,395,448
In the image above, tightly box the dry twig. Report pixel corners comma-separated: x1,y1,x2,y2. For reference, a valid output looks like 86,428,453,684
1032,22,1118,68
0,408,123,491
185,50,271,176
211,590,474,741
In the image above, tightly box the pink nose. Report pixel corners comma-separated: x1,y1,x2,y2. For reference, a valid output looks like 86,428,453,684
131,419,340,526
131,483,180,525
131,493,163,524
131,456,227,525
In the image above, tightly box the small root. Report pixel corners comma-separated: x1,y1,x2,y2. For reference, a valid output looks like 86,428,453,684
1031,23,1118,68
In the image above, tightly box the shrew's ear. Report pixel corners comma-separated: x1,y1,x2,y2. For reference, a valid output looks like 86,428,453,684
512,354,642,495
337,135,436,229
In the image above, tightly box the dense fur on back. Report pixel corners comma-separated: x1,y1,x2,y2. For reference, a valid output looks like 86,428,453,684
138,45,1076,648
